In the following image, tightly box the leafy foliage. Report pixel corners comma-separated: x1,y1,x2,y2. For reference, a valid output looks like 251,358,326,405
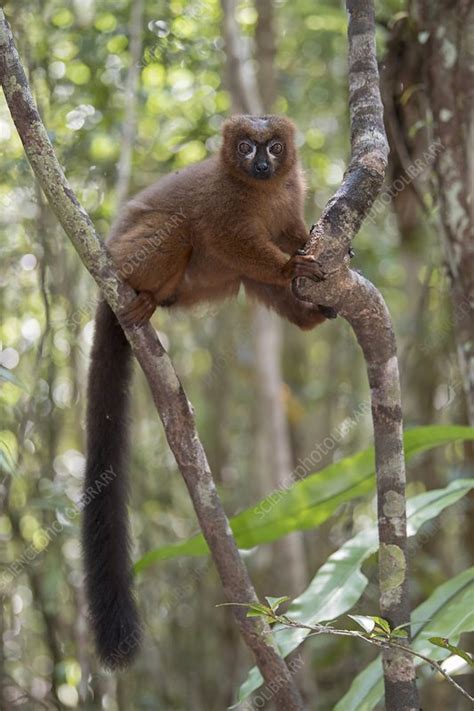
135,426,474,570
237,478,474,702
335,568,474,710
0,0,471,708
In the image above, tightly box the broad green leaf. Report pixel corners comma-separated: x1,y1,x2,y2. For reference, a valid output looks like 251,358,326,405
334,567,474,711
135,425,474,572
237,478,474,704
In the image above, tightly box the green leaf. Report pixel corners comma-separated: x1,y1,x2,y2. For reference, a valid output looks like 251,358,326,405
348,615,391,636
335,567,474,711
246,605,273,619
371,617,391,635
237,478,474,704
216,601,274,618
135,426,474,572
391,628,409,638
428,637,474,667
248,604,272,616
265,596,290,611
348,615,376,634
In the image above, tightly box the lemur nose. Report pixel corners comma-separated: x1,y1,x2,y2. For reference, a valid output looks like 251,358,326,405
255,160,269,173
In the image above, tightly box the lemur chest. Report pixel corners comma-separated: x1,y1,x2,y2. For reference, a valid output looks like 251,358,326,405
211,190,292,241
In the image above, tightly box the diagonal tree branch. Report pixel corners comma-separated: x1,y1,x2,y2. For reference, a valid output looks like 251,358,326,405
292,2,420,708
0,8,304,710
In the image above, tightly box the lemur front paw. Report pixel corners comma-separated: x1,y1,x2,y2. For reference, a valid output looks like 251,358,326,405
283,253,327,282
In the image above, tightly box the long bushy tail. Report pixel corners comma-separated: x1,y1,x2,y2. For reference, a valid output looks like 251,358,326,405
82,300,141,669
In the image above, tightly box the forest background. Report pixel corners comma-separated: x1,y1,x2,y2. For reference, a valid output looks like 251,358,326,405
0,0,472,709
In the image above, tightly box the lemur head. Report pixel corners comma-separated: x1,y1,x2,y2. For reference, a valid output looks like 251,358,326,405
220,115,298,183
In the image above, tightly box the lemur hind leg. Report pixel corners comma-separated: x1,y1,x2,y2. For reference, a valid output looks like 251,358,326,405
243,279,328,330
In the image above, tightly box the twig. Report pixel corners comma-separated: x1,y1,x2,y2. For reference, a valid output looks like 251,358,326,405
389,642,473,703
270,613,474,705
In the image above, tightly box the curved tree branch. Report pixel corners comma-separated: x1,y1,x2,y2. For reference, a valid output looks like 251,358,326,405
296,2,388,281
293,2,420,709
0,8,304,710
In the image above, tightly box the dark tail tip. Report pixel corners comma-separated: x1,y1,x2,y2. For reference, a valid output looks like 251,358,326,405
90,589,143,670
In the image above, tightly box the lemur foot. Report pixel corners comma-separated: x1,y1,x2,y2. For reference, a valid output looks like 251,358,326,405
120,291,156,328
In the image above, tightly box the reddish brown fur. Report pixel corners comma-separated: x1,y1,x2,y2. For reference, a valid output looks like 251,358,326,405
84,116,327,667
107,114,327,328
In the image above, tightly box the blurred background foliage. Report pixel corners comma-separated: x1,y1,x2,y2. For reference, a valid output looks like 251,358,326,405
0,0,472,709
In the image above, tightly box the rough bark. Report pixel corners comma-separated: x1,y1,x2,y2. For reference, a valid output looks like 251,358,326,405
293,2,420,708
414,0,474,424
0,9,304,710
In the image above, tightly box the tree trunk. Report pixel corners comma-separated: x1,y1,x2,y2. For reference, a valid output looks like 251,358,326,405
253,307,308,594
414,0,474,424
115,0,144,207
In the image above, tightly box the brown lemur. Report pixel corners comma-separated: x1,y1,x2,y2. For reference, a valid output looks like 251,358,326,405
83,115,332,669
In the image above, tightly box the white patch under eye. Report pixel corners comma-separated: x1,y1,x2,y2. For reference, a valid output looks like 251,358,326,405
266,147,282,163
237,140,256,159
268,140,283,155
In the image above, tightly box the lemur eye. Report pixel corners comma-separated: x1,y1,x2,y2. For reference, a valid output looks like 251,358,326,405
269,142,283,155
238,141,253,155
